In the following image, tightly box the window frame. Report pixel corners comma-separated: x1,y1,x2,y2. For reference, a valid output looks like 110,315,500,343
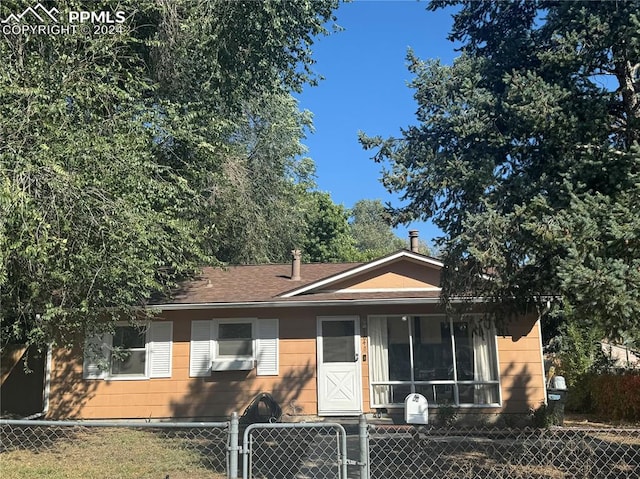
83,321,173,381
189,318,279,376
212,318,257,366
211,318,257,363
367,314,501,409
109,324,148,379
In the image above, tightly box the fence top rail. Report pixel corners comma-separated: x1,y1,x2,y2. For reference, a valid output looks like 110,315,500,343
368,424,640,434
242,421,347,443
244,421,346,432
0,419,229,428
246,422,344,432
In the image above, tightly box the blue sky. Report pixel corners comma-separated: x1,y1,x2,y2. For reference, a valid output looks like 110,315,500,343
296,0,459,249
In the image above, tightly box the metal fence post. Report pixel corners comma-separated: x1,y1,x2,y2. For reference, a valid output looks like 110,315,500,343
228,412,239,479
359,414,369,479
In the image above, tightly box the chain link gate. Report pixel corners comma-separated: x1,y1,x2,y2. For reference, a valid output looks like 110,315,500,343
241,422,352,479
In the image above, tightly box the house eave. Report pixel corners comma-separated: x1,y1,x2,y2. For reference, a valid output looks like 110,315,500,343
148,296,488,312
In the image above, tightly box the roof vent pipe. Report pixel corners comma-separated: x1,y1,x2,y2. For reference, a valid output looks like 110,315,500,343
409,230,419,253
291,249,301,281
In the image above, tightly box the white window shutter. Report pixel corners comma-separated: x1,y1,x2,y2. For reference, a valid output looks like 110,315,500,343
190,320,212,377
257,318,279,376
148,321,173,378
83,333,110,379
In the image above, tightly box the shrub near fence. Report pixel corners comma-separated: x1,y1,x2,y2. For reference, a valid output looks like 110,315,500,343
591,373,640,421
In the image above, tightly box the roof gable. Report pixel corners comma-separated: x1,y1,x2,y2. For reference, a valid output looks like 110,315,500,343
158,250,445,307
279,250,443,298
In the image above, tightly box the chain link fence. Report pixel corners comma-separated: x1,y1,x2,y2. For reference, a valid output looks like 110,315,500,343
0,419,229,478
1,416,638,478
367,424,640,479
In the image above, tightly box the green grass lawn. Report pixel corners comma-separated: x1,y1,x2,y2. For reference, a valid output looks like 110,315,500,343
0,427,226,479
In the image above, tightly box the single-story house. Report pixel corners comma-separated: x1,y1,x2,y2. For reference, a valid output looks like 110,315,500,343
42,232,547,421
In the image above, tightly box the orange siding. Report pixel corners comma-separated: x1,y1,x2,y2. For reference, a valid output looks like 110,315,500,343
48,311,319,420
46,305,545,420
344,271,438,290
360,334,372,413
329,261,441,291
497,316,546,413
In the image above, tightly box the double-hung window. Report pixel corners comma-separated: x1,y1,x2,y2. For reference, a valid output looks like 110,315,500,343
369,315,500,407
83,322,173,380
217,321,254,360
110,326,147,376
190,318,279,376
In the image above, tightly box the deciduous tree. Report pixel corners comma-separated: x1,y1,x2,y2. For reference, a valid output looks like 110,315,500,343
349,199,407,259
0,0,339,350
303,192,358,263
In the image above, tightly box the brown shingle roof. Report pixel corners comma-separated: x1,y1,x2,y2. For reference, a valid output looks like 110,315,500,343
158,250,447,306
167,263,362,304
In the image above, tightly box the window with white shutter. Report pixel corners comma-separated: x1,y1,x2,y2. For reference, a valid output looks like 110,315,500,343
83,321,173,380
257,319,279,376
190,320,213,377
148,321,173,378
189,318,279,376
83,332,110,379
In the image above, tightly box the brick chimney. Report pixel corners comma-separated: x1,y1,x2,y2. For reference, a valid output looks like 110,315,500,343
409,230,419,253
291,249,301,281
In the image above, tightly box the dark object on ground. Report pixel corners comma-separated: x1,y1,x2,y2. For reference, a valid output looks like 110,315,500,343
240,392,282,424
547,389,568,425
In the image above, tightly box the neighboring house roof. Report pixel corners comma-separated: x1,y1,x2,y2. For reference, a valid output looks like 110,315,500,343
601,341,640,369
155,250,445,310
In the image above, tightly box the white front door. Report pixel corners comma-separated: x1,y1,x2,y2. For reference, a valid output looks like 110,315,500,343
317,316,362,416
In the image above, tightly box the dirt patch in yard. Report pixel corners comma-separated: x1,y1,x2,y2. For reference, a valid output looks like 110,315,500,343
564,413,640,429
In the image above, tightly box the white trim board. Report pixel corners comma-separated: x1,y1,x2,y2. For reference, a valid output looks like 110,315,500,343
330,287,441,294
280,250,444,298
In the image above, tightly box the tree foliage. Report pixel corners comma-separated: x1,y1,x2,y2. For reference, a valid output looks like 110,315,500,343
302,192,358,263
0,0,339,350
210,91,317,264
361,0,640,339
349,199,407,259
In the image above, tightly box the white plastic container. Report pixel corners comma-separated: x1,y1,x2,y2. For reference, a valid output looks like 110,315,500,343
551,376,567,390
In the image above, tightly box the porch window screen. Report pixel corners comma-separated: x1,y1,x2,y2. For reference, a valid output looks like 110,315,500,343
473,323,499,404
368,315,500,407
369,317,390,404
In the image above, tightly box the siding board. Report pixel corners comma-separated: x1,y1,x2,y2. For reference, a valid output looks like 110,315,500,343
47,307,546,420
